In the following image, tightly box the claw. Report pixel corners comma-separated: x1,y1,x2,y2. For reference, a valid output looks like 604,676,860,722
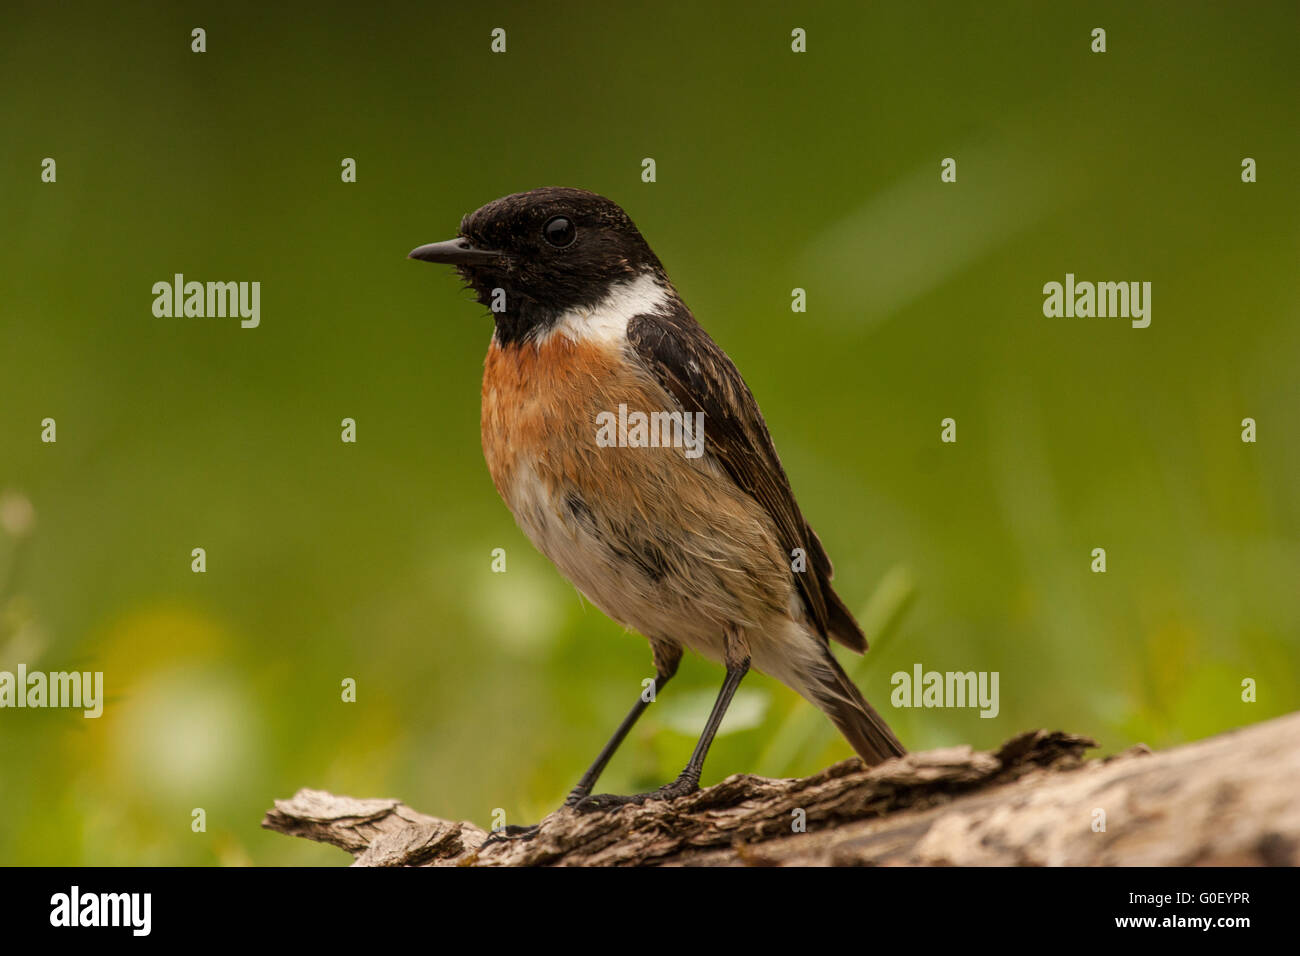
572,777,699,814
479,823,540,849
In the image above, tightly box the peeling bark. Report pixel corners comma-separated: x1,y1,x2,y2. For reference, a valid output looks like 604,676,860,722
262,711,1299,866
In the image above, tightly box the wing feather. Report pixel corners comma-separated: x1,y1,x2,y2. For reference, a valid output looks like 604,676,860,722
627,306,866,652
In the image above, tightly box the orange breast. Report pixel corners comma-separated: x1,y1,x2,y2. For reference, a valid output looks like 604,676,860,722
483,335,616,501
481,334,691,503
480,332,792,641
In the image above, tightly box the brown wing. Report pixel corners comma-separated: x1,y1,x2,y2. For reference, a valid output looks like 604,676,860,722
627,306,866,652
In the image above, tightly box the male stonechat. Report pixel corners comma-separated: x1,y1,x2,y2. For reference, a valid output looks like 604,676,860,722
409,187,905,815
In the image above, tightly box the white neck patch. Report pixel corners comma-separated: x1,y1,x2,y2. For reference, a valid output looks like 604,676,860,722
537,272,672,348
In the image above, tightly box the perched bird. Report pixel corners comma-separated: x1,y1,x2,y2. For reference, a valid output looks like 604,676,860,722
409,187,904,813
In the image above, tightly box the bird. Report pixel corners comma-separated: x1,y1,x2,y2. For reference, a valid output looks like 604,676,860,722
409,187,905,816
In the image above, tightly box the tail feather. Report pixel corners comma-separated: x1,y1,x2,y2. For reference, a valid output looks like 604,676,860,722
810,648,906,766
824,586,867,653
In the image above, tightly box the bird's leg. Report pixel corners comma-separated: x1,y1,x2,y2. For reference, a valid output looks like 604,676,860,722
576,628,750,813
478,644,681,848
564,642,682,806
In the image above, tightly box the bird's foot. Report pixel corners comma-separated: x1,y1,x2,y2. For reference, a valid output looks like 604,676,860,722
478,823,540,849
571,774,699,813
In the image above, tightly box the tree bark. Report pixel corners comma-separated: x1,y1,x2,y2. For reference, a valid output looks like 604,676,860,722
262,710,1299,866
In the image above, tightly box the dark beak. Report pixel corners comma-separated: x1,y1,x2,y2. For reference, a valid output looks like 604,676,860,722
407,237,502,265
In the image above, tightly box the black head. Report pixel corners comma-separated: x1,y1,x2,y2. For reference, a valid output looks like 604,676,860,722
409,187,666,345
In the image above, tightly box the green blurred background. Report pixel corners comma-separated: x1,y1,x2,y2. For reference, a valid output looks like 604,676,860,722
2,1,1297,865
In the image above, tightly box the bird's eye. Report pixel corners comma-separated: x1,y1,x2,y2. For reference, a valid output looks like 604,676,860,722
542,216,576,247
